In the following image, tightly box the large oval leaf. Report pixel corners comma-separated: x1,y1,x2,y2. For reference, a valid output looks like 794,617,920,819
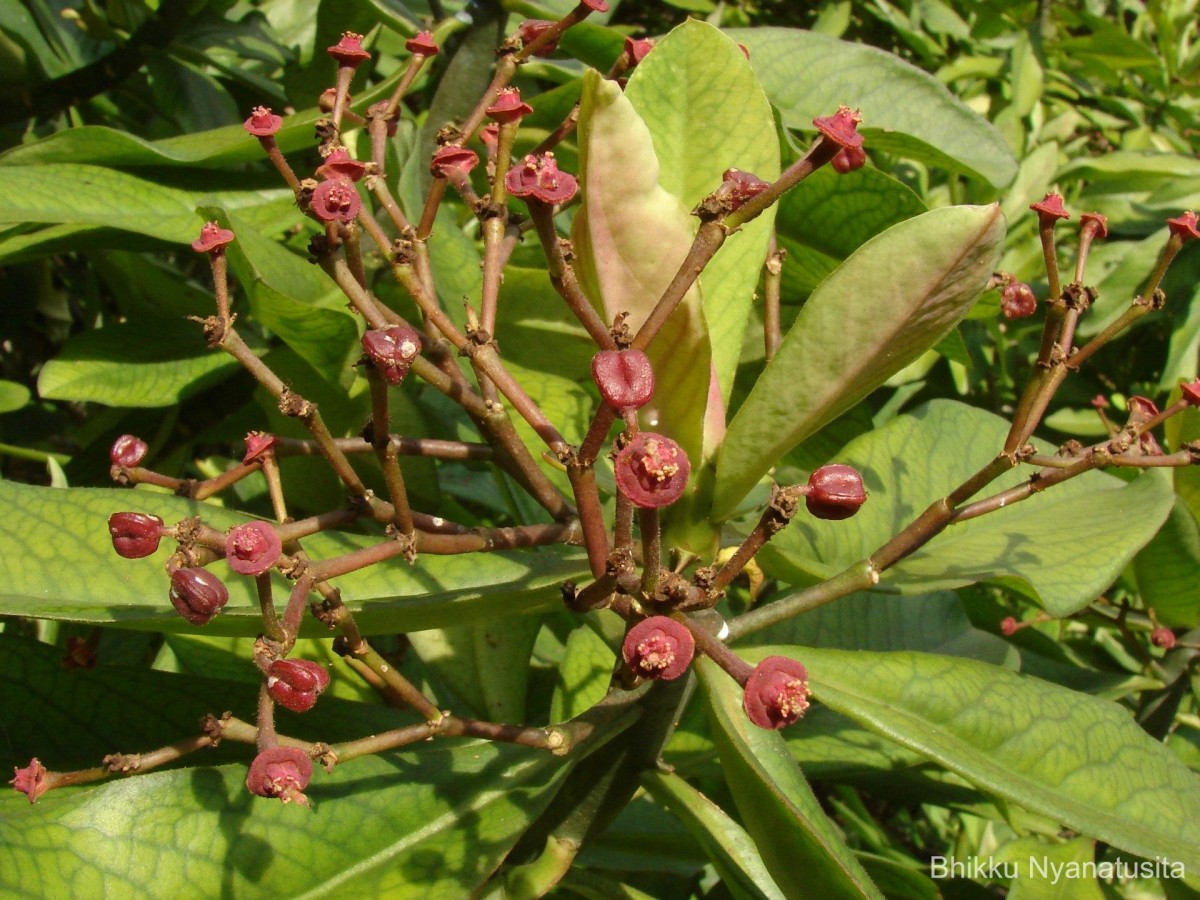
725,28,1017,189
572,69,710,464
0,482,588,635
757,400,1174,616
713,205,1004,519
625,20,779,410
698,659,884,899
760,646,1200,870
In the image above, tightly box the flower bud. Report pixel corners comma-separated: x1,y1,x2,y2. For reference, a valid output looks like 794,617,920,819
9,758,48,804
592,349,654,410
743,656,810,730
1000,281,1037,319
614,433,690,509
1151,626,1176,650
1167,211,1199,242
1000,616,1021,636
108,512,164,559
169,567,229,626
110,434,148,468
225,521,282,576
622,616,694,681
243,432,280,464
246,746,312,804
805,464,866,520
517,20,560,57
267,659,331,712
831,145,866,174
362,325,422,385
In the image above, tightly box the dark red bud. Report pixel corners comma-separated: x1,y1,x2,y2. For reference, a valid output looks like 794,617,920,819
713,168,769,212
592,349,655,410
309,179,362,223
517,20,560,57
110,434,148,468
405,30,439,56
243,106,283,137
1000,616,1020,636
245,746,312,804
743,656,810,730
1126,397,1164,456
1031,192,1070,223
805,464,866,520
169,567,230,626
624,37,655,64
267,659,331,712
622,616,694,680
614,433,690,509
831,145,866,174
225,521,282,576
243,432,280,464
192,221,234,254
9,758,48,804
108,512,164,559
1000,282,1037,319
361,325,422,385
1151,626,1176,650
327,32,370,66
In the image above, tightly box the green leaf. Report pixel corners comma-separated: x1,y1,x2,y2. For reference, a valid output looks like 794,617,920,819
778,646,1200,871
641,769,787,900
408,614,543,722
758,400,1174,616
572,69,711,463
698,659,885,899
0,378,31,413
725,28,1017,188
714,205,1005,519
996,837,1105,900
36,319,241,407
550,621,617,723
625,21,780,407
0,482,588,635
774,164,927,300
1133,500,1200,629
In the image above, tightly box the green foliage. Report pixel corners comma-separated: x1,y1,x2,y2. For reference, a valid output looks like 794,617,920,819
2,1,1199,897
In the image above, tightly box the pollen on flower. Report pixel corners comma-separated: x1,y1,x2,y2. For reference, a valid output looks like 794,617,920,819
243,106,283,137
622,617,694,680
309,179,362,223
614,433,690,508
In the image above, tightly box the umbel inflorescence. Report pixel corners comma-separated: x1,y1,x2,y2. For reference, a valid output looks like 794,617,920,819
11,5,1200,812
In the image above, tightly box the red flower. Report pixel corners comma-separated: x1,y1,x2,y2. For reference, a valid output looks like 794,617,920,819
110,434,148,468
486,88,533,125
622,616,694,680
328,32,370,66
517,20,560,57
804,465,866,520
505,153,578,204
1167,210,1200,242
581,0,609,10
624,37,655,64
191,221,235,254
10,759,49,804
243,432,280,464
743,656,810,730
1000,616,1020,636
225,521,282,576
310,179,362,223
1030,192,1069,223
108,512,164,559
711,168,769,212
361,325,423,385
614,433,690,509
243,106,282,137
592,349,655,411
245,746,312,804
812,107,863,150
1080,211,1108,239
1000,281,1037,319
831,145,866,174
1151,626,1177,650
430,146,480,179
267,659,331,712
405,30,439,56
316,148,367,183
169,567,229,626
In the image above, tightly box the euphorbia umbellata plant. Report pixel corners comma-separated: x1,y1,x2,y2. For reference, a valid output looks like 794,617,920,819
2,3,1200,897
